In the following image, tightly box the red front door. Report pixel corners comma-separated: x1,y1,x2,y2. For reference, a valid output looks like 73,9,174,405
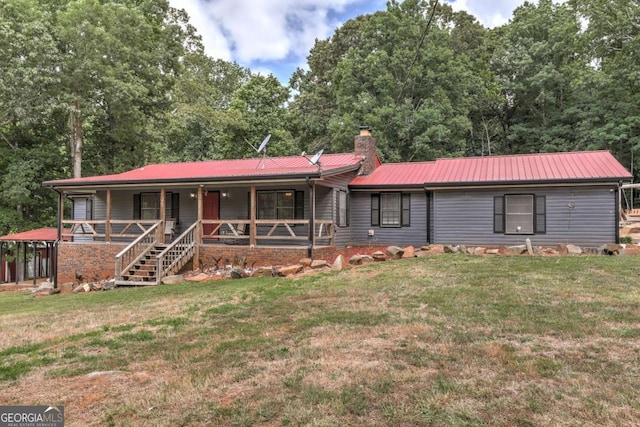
203,192,220,238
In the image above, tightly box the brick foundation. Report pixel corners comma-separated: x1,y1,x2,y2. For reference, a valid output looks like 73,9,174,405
199,245,324,268
56,243,342,284
57,242,128,284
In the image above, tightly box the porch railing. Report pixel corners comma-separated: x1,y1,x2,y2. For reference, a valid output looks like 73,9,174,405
114,222,162,281
63,219,161,241
202,219,251,242
155,222,197,283
200,218,334,246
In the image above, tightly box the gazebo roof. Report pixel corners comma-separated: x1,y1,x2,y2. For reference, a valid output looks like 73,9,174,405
0,227,59,242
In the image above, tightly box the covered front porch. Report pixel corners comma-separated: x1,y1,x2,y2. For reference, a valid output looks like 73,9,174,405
55,182,338,285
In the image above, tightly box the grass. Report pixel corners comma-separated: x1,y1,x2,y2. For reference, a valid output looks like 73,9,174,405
0,255,639,426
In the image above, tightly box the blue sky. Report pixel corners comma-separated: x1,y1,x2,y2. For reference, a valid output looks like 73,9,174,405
168,0,530,83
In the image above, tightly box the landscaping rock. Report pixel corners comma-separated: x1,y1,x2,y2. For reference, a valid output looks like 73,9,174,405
505,245,527,255
525,238,534,255
331,254,345,271
620,246,640,256
606,243,623,252
444,245,459,254
386,246,404,259
485,248,500,255
276,264,303,276
310,260,329,269
349,254,375,265
251,267,274,277
59,282,74,294
299,258,313,268
402,246,415,258
349,254,364,265
230,266,246,279
372,251,387,261
186,273,210,282
161,275,184,285
566,244,583,255
31,282,58,297
426,244,445,254
473,247,486,256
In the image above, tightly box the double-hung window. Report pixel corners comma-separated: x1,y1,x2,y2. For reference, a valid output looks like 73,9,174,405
257,190,304,219
371,193,410,227
337,190,349,227
494,194,546,234
134,192,179,223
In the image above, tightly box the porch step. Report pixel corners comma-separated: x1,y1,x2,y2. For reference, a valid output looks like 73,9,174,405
118,245,166,286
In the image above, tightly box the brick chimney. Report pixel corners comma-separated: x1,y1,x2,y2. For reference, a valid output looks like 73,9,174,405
354,126,378,175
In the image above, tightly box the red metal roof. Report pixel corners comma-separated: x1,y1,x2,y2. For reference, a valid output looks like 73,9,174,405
0,227,58,242
350,151,631,187
45,153,364,187
350,162,436,186
427,151,631,185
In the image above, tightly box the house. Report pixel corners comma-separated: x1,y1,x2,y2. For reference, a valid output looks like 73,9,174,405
44,127,632,286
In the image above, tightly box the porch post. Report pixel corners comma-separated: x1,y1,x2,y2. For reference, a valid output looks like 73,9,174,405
32,241,37,286
250,186,257,247
308,181,315,258
105,190,112,242
55,189,63,288
159,188,166,244
0,242,3,284
22,242,27,283
194,186,203,270
15,242,19,284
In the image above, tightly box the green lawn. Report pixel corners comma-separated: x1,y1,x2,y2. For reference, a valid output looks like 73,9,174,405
1,255,639,426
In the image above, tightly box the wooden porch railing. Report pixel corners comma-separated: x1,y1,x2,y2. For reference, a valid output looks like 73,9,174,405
200,219,334,246
63,219,161,241
314,220,335,246
115,222,162,281
201,219,251,242
155,222,197,283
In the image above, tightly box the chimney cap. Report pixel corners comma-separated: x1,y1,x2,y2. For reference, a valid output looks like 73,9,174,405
359,125,372,136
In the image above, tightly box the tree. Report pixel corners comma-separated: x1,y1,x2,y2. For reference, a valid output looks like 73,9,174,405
52,0,199,177
570,0,640,175
489,0,592,154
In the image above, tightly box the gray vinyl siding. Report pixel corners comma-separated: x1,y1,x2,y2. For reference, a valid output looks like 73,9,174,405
318,171,358,248
349,190,428,247
432,185,618,247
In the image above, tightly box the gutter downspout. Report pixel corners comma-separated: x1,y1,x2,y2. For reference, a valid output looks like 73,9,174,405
615,183,621,244
425,189,431,245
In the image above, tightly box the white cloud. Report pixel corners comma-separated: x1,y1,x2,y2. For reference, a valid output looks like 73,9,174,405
448,0,520,27
170,0,359,63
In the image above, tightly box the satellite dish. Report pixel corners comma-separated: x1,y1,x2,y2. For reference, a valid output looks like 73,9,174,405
309,149,323,166
257,134,271,154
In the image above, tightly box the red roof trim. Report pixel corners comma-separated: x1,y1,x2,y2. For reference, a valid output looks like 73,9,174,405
0,227,59,242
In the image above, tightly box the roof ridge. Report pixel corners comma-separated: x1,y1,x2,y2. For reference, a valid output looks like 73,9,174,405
433,150,610,162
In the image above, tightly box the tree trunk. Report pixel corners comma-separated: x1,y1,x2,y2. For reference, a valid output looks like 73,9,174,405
69,99,83,178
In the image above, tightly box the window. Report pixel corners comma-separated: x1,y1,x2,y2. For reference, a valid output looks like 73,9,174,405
337,190,349,227
134,192,179,222
257,190,304,219
494,194,545,234
371,193,410,227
